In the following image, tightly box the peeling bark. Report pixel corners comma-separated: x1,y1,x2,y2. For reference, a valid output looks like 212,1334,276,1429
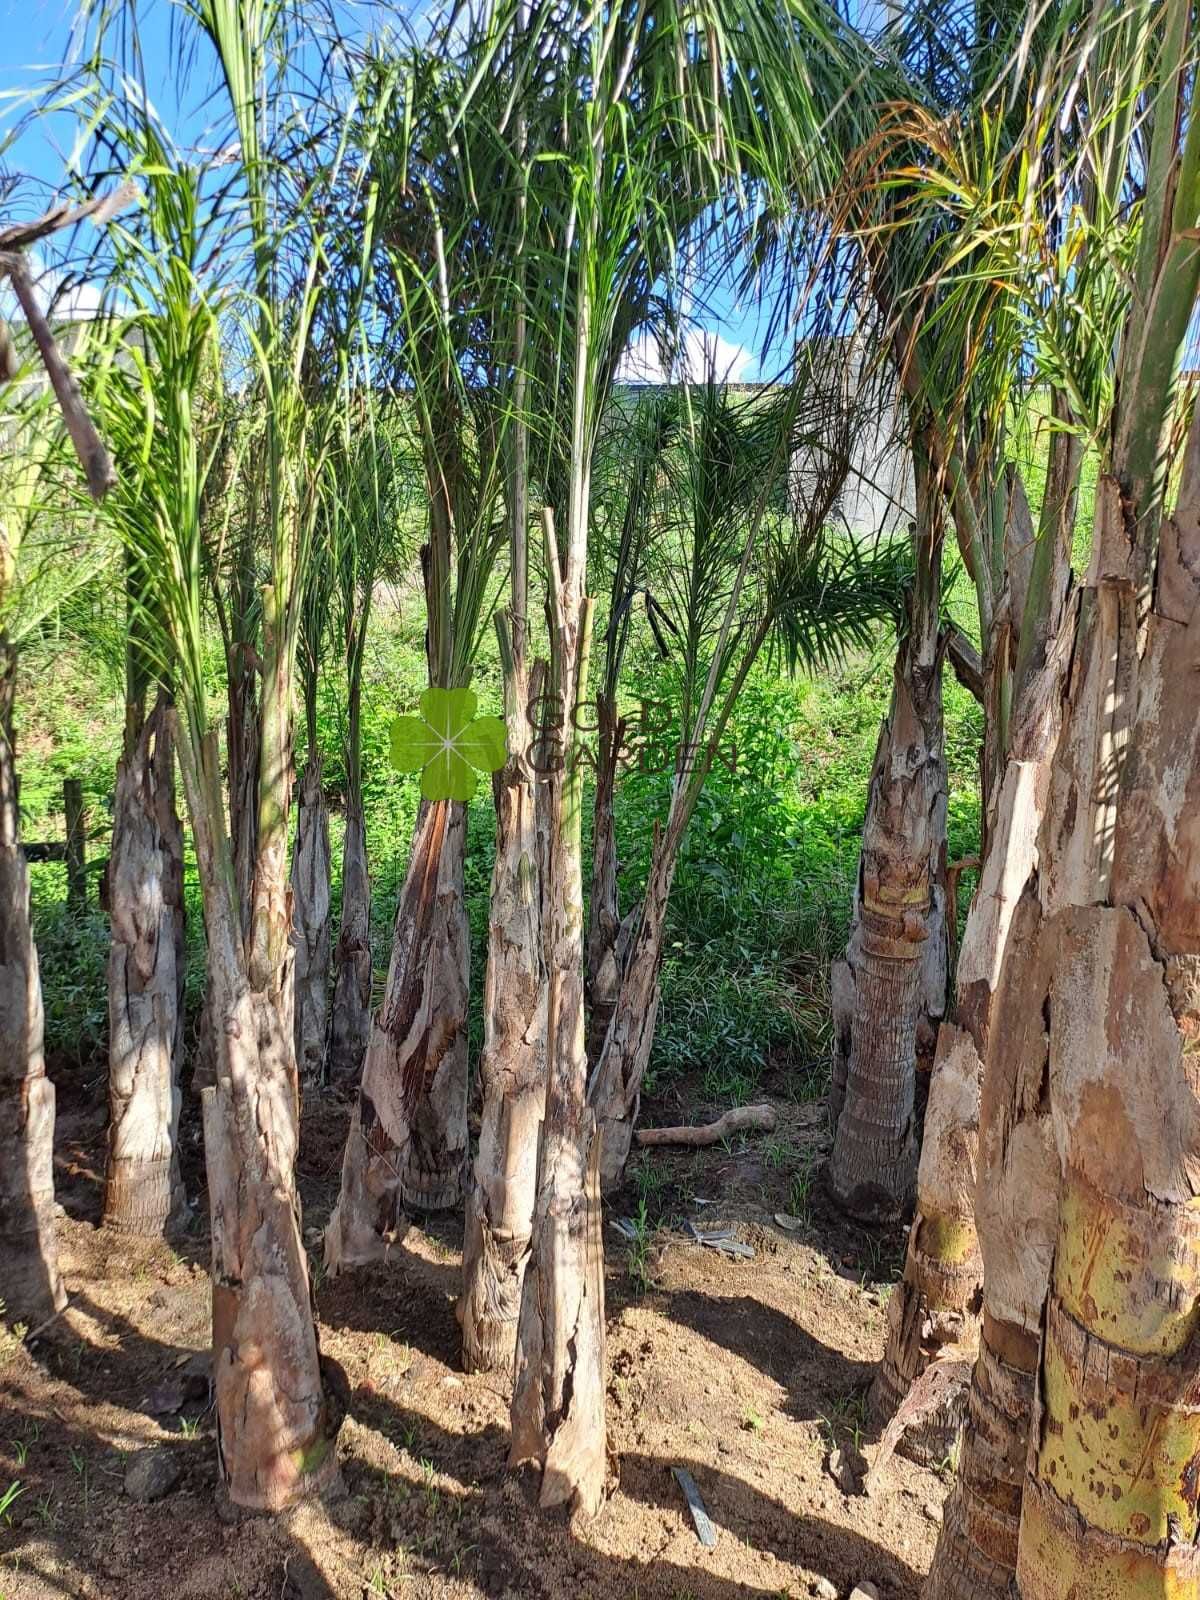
291,752,331,1089
923,889,1060,1600
510,692,608,1514
511,510,607,1514
103,697,186,1235
460,644,548,1373
177,721,338,1511
0,635,66,1327
325,799,469,1270
828,547,949,1222
874,609,1071,1453
928,429,1200,1597
1010,457,1200,1598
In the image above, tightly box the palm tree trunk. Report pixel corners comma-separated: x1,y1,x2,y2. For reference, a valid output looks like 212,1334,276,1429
829,468,949,1221
329,678,371,1082
229,640,261,942
875,443,1079,1453
585,694,624,1065
103,694,186,1234
511,508,606,1515
194,640,259,1096
178,720,340,1509
291,751,331,1089
0,634,66,1327
325,797,469,1269
460,636,547,1372
588,832,676,1188
1005,458,1200,1596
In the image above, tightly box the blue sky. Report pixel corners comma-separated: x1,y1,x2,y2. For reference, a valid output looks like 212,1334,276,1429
0,0,843,380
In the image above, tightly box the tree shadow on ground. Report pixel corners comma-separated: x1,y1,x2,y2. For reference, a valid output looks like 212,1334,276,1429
661,1287,875,1421
340,1385,927,1600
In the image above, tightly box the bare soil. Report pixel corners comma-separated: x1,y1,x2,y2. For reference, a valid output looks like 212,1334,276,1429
0,1067,943,1599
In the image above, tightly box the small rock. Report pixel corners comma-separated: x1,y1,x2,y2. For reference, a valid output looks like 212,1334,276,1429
809,1580,838,1600
124,1446,183,1502
923,1499,943,1523
849,1585,881,1600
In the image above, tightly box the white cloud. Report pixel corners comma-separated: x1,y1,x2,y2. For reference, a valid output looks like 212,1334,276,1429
617,326,754,385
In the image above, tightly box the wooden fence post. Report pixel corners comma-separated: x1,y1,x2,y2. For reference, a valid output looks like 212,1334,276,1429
64,778,86,913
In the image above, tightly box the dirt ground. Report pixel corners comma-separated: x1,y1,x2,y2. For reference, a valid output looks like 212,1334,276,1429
0,1067,944,1600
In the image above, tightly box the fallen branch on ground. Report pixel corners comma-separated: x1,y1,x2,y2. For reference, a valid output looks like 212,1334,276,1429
635,1104,776,1147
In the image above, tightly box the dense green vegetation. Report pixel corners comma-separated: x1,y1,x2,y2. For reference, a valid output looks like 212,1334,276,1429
21,413,1099,1099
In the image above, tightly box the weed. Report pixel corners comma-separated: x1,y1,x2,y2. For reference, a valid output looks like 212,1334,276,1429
68,1446,89,1517
788,1151,819,1222
0,1482,24,1526
178,1414,203,1438
762,1135,791,1171
817,1390,868,1454
742,1408,765,1434
625,1199,655,1294
448,1544,478,1577
934,1440,961,1481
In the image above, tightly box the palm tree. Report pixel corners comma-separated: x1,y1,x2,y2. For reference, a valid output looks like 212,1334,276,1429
326,388,413,1084
324,29,515,1265
291,485,334,1090
0,187,124,1322
103,550,187,1234
921,3,1200,1593
79,0,391,1504
584,391,679,1067
850,0,1130,1459
501,0,874,1505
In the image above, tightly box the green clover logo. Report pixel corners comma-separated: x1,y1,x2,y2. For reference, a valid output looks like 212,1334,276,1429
389,686,508,802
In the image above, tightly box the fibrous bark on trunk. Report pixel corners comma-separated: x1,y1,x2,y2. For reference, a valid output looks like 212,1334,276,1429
291,752,331,1089
0,635,66,1327
103,695,186,1235
511,512,607,1515
178,720,340,1510
329,799,371,1082
460,639,548,1373
325,797,469,1270
828,491,949,1221
922,884,1060,1600
873,605,1071,1455
1007,464,1200,1597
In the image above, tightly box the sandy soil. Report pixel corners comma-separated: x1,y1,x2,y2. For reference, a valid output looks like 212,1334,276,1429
0,1069,944,1599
